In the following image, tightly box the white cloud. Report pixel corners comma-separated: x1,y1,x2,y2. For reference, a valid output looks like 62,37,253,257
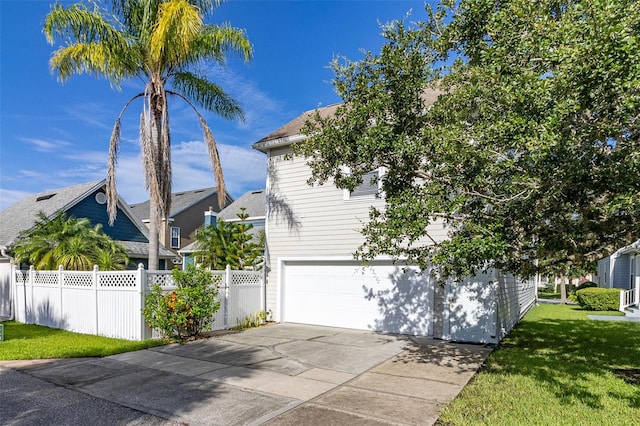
20,137,71,152
63,102,119,131
109,140,266,204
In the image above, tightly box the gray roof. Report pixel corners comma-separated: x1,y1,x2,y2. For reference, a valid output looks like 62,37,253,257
178,189,265,256
218,189,266,221
178,225,264,255
0,180,174,260
121,241,175,259
252,88,443,152
252,104,340,152
129,186,231,221
0,180,105,247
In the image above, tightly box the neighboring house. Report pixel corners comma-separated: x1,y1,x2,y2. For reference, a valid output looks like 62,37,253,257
597,240,640,290
179,189,266,268
0,180,175,318
251,98,536,344
597,240,640,314
130,186,233,268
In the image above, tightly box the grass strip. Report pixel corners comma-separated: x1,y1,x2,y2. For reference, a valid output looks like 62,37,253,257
437,304,640,426
0,321,165,360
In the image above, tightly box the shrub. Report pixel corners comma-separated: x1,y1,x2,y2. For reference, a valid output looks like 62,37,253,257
538,284,557,294
575,287,620,311
569,281,598,302
143,265,220,341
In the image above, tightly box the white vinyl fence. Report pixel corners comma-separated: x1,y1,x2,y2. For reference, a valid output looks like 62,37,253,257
12,264,263,340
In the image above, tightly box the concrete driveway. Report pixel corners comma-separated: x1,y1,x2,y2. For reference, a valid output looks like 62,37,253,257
1,324,491,425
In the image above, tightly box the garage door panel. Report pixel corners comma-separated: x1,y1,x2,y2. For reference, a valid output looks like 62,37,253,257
282,261,434,336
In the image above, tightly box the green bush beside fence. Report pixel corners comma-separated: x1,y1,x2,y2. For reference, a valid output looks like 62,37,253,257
575,287,620,311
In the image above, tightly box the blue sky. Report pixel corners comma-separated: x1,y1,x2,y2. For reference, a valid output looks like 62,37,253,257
0,0,430,210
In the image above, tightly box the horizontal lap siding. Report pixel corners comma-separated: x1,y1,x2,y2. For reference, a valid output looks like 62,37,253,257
611,255,630,289
496,273,536,341
265,147,447,319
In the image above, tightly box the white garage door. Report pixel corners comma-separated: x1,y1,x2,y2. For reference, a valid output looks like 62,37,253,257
281,260,434,336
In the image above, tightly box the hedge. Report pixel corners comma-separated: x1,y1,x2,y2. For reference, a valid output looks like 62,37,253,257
569,281,598,302
575,287,620,311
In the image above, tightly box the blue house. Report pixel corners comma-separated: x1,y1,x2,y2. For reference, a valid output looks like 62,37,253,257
0,180,175,270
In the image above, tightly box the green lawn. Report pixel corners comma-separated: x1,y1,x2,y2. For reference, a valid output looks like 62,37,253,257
0,321,165,360
537,291,561,299
438,304,640,426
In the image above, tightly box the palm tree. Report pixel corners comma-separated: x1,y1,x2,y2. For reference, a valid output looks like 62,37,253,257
43,0,252,269
11,211,130,270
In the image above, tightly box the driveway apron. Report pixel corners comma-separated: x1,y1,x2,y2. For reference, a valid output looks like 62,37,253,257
0,324,492,425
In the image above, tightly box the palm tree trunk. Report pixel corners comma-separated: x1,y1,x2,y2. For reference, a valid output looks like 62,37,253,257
147,90,164,271
148,198,160,270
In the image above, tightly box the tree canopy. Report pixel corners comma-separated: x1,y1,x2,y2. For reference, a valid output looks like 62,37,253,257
297,0,640,280
11,211,130,270
43,0,252,269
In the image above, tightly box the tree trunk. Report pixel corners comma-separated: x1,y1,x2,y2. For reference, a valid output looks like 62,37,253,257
148,198,159,270
560,281,567,305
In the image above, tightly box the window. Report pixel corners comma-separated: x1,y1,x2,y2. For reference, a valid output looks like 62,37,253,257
344,168,385,200
170,226,180,248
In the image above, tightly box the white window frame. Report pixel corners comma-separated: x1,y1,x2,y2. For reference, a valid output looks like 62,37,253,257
343,167,386,200
170,226,181,248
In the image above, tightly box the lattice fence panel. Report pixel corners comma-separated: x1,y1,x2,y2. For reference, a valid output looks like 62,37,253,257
147,272,175,289
63,272,93,287
33,272,58,285
99,272,138,287
231,271,261,286
210,272,224,288
15,270,28,285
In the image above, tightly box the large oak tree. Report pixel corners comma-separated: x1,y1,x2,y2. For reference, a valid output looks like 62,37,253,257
298,0,640,280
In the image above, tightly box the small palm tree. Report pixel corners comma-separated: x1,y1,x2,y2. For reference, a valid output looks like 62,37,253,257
11,212,130,270
43,0,252,269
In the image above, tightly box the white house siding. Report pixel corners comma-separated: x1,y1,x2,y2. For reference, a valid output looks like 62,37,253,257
0,259,12,318
614,254,632,289
265,147,448,322
597,257,610,287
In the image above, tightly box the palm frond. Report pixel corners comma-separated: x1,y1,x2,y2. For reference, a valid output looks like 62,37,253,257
167,90,227,208
187,23,252,65
44,2,120,45
172,72,243,120
44,3,137,84
107,118,121,225
107,93,144,224
159,91,173,219
150,0,202,67
49,42,135,84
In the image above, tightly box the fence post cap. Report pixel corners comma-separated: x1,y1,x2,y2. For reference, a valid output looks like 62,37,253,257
138,263,145,270
93,265,99,271
58,265,64,271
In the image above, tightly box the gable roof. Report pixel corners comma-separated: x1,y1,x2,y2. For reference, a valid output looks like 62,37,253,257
130,186,231,221
252,88,443,153
0,180,105,247
178,189,266,255
218,189,266,222
0,180,174,259
252,104,340,153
